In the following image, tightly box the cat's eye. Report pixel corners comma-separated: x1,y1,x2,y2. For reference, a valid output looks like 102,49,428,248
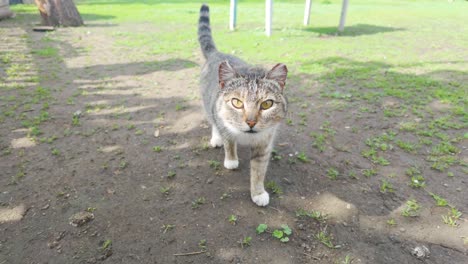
231,98,244,109
260,100,274,110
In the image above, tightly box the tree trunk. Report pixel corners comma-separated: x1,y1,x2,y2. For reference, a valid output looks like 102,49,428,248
0,0,14,20
34,0,83,27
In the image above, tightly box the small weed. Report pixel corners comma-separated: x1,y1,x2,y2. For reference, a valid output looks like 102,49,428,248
198,239,207,250
191,197,205,209
161,224,175,233
256,224,268,234
160,186,171,195
228,214,238,225
86,207,96,213
315,229,335,248
402,199,421,217
327,168,339,180
134,129,144,135
429,193,448,207
208,160,221,170
380,179,394,193
127,124,135,130
239,236,252,248
362,168,377,177
220,192,231,200
442,215,458,227
271,149,282,161
119,161,128,169
396,140,417,153
72,115,80,126
175,104,185,111
51,148,60,156
409,175,425,188
101,239,112,251
29,126,42,137
386,218,397,226
348,171,358,179
167,170,176,178
296,152,308,162
296,208,327,222
266,181,283,195
152,146,163,152
339,255,353,264
450,207,462,219
405,166,421,177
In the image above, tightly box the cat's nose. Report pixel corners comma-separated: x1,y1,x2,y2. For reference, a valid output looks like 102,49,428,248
246,120,257,128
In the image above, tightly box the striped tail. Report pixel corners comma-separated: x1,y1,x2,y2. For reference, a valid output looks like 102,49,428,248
198,4,217,59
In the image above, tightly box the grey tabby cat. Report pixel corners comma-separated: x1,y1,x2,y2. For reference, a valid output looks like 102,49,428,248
198,4,288,206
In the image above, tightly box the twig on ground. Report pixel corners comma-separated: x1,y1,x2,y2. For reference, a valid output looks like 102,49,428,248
173,250,206,256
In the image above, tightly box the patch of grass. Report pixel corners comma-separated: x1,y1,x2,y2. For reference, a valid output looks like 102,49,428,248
327,168,339,180
315,229,335,249
266,180,283,195
409,175,425,188
362,168,377,178
32,47,58,57
208,160,221,170
159,186,171,195
429,193,448,207
161,224,175,233
396,140,418,153
296,152,308,162
51,148,60,156
380,179,394,193
152,146,163,152
386,218,397,226
228,214,238,225
191,197,205,209
401,199,421,217
167,170,176,178
296,208,327,223
239,236,252,248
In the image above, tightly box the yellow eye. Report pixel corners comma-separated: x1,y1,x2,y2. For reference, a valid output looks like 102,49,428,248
231,98,244,109
260,100,273,110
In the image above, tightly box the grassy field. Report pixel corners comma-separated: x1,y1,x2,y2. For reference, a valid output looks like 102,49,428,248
2,0,467,263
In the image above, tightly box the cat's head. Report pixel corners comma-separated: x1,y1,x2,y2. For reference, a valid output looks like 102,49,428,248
217,61,288,136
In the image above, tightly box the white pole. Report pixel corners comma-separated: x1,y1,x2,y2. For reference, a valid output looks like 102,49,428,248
338,0,349,32
265,0,272,36
229,0,237,31
303,0,312,26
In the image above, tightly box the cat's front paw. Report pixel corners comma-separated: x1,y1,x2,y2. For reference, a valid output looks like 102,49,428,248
224,159,239,170
251,191,269,207
210,136,223,148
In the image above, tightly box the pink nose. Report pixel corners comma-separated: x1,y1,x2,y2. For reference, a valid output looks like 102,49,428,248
246,120,256,128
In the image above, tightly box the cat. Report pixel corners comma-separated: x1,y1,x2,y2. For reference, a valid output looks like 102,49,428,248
198,4,288,206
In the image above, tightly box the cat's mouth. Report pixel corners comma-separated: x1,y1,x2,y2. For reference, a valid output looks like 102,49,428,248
245,129,257,134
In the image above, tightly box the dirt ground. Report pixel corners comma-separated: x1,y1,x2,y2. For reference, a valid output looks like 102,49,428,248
1,12,467,264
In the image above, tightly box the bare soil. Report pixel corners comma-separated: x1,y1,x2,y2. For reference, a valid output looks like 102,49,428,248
1,15,467,264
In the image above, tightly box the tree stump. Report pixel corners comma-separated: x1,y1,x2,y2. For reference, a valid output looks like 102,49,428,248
34,0,83,27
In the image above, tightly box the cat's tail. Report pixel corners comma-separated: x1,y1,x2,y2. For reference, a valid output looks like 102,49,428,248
198,4,217,59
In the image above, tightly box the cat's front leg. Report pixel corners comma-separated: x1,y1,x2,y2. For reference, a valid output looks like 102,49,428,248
210,126,223,148
223,140,239,169
250,141,273,206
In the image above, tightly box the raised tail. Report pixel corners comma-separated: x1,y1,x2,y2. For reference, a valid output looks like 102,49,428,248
198,4,217,59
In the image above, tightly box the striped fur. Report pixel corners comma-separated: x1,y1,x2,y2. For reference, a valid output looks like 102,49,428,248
198,4,217,59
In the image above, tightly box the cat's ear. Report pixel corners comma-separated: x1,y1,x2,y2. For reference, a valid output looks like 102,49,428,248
218,61,236,89
266,63,288,89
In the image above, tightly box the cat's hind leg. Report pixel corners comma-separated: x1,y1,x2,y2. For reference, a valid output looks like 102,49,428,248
223,140,239,169
210,126,223,148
